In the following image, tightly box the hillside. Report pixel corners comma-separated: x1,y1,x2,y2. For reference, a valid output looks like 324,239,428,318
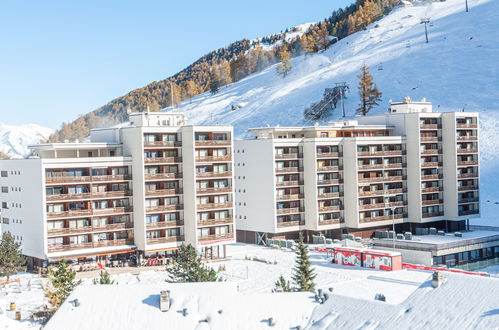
0,123,54,159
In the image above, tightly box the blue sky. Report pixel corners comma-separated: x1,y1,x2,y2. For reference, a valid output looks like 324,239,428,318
0,1,353,128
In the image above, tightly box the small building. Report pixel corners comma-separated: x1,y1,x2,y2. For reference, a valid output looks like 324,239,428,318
372,230,499,269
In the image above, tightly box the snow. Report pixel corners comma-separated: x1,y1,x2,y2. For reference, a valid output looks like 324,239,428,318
0,123,53,159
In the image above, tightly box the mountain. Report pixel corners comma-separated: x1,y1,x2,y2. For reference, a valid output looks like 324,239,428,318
0,123,54,158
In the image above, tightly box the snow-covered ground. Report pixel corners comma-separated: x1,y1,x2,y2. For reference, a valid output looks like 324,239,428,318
0,123,53,159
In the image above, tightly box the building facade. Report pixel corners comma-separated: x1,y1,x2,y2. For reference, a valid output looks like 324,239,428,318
0,112,235,267
235,99,479,243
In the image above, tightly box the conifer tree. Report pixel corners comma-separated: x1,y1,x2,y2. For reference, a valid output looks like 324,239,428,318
93,270,115,285
166,244,221,283
356,64,382,116
46,260,82,308
291,236,316,291
0,232,26,279
274,275,292,292
276,44,292,77
209,70,221,94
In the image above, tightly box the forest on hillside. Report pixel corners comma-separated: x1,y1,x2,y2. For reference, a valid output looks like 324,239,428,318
49,0,398,143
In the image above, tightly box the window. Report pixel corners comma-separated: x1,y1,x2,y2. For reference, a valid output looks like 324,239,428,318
1,186,8,193
2,202,7,209
1,171,7,177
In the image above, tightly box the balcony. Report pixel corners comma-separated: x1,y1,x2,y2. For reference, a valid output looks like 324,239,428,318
318,218,344,226
46,174,132,184
196,155,232,162
358,150,405,157
421,187,442,193
456,123,478,129
147,236,185,245
276,194,304,201
46,190,132,201
195,140,231,146
197,202,233,210
48,239,134,252
47,206,133,219
422,199,444,206
276,180,303,187
421,149,441,155
457,149,478,154
317,165,342,172
422,212,444,218
145,204,183,213
275,167,303,173
276,207,303,215
421,162,442,168
145,189,183,197
144,157,182,164
459,209,479,216
420,137,441,142
457,160,478,166
196,171,232,178
316,152,341,158
48,223,134,237
457,136,478,141
143,141,182,147
357,176,404,183
197,232,234,242
317,179,342,185
197,218,233,227
421,174,442,181
458,185,478,191
360,213,406,223
458,172,478,179
146,220,184,229
277,220,304,228
197,187,232,194
420,124,441,129
318,205,342,212
144,173,182,180
275,153,302,159
359,203,385,211
317,192,343,199
458,197,479,204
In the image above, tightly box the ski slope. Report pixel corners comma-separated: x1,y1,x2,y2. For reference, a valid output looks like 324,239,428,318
0,123,53,159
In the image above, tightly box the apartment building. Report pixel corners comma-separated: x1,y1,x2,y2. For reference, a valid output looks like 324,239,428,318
0,112,234,268
234,99,479,243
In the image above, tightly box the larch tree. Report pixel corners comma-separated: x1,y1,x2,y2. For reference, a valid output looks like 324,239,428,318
356,63,382,116
0,232,26,280
276,44,292,77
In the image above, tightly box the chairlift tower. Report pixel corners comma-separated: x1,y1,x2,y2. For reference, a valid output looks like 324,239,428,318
420,18,430,43
335,82,349,117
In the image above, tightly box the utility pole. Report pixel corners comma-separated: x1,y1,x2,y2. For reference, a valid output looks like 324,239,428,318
335,82,348,117
465,0,469,12
420,18,430,43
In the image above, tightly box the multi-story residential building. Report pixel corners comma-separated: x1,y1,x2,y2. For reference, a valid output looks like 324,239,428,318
0,112,235,268
234,99,479,243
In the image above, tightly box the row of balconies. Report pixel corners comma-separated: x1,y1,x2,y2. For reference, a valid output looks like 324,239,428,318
196,155,232,162
458,172,478,179
146,235,184,245
277,220,305,228
197,217,233,227
47,222,134,237
276,180,304,187
458,209,479,216
317,165,342,172
197,186,232,195
421,162,442,168
318,218,344,226
317,179,342,185
457,136,478,141
145,189,183,197
316,152,342,158
195,140,231,146
46,174,132,184
357,163,405,170
143,141,182,147
421,174,442,181
197,232,234,242
357,150,405,157
357,176,405,183
48,238,134,252
196,202,233,211
457,148,478,154
146,204,183,213
457,160,479,166
146,220,184,230
422,199,444,206
46,190,132,202
275,153,303,159
359,213,406,223
358,188,406,196
144,172,182,180
276,207,304,215
196,171,232,178
458,185,479,191
144,157,182,164
458,197,479,204
358,201,406,210
317,192,343,199
47,206,133,219
421,149,442,155
422,211,444,218
420,124,441,130
456,123,478,129
276,194,305,201
318,205,342,212
421,186,442,193
275,167,304,173
420,137,442,142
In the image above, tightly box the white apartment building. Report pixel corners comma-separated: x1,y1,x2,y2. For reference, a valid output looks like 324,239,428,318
234,99,479,243
0,112,235,268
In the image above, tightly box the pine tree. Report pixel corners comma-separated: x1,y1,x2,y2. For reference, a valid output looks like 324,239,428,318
209,70,221,94
274,275,292,292
93,270,115,285
356,64,382,116
45,260,82,308
166,244,221,283
291,238,316,291
276,44,292,77
0,232,26,279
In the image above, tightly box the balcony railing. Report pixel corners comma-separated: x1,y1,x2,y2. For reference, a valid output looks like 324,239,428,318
357,151,382,156
47,222,134,236
46,190,132,201
358,188,406,196
196,202,233,210
421,187,442,193
318,218,344,226
457,136,477,141
197,218,233,227
458,197,479,204
457,160,478,166
359,203,385,210
275,167,303,173
146,220,184,229
48,239,134,252
196,171,232,178
195,140,231,146
458,172,478,179
458,185,478,191
317,192,343,199
144,157,182,164
145,189,183,197
456,123,477,129
420,137,441,142
196,155,232,162
459,209,479,216
147,236,184,245
360,213,407,223
276,180,303,187
422,212,444,218
457,149,478,154
422,199,444,206
318,205,342,212
316,152,342,158
317,179,342,185
421,149,441,155
47,206,133,219
358,163,405,170
143,141,182,147
421,174,442,181
276,194,304,201
144,173,182,180
317,165,342,172
145,204,183,213
276,207,303,215
197,233,234,242
421,162,442,168
46,174,132,184
358,176,405,183
196,187,232,194
420,124,441,129
275,153,302,159
277,220,304,228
